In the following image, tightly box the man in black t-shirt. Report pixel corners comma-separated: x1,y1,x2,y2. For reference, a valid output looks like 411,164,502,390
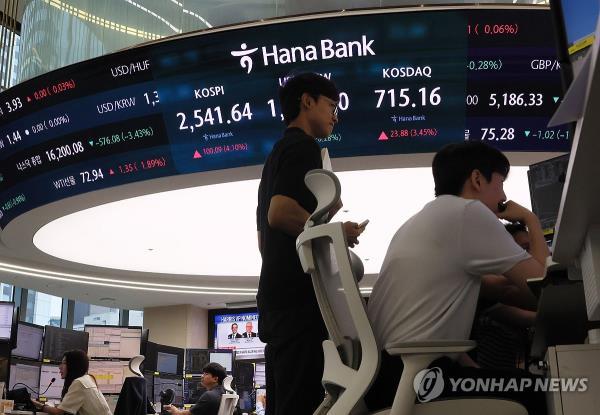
164,363,227,415
256,73,364,415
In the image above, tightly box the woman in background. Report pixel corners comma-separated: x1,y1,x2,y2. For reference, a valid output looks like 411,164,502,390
32,349,112,415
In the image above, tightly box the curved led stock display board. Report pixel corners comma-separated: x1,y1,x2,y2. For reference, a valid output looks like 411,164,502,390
0,6,569,228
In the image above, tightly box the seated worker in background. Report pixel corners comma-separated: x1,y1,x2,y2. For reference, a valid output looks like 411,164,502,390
31,349,112,415
365,142,549,414
165,363,226,415
471,222,537,369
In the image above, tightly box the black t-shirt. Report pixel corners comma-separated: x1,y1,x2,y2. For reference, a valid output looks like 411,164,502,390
256,127,322,321
189,385,225,415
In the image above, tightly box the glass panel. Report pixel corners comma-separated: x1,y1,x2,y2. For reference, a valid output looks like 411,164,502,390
25,291,63,327
0,283,13,301
128,310,144,327
73,301,120,330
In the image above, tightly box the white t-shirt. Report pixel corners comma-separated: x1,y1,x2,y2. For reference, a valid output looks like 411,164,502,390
58,374,112,415
367,195,530,349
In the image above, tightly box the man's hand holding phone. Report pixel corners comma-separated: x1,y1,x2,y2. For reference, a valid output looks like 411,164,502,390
343,220,368,247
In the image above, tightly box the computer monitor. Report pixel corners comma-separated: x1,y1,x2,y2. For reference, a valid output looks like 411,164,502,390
12,323,43,360
0,302,14,341
85,325,142,359
153,374,183,406
42,326,89,363
157,352,178,375
209,351,233,373
38,364,65,400
9,361,41,395
88,360,134,394
183,375,205,405
551,0,599,59
528,154,570,239
254,362,266,387
144,342,184,375
185,349,210,374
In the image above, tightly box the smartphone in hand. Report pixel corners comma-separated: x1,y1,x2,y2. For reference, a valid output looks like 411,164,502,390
358,219,370,228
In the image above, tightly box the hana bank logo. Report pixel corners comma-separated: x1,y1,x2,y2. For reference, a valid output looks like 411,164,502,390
231,36,376,74
231,43,259,74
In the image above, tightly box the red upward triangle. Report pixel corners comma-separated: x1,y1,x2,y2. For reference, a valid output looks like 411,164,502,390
193,150,202,159
109,169,115,175
378,131,389,141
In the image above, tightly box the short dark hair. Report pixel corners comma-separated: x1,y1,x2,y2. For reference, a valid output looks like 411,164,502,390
278,73,339,125
203,362,227,384
432,142,510,197
505,222,527,236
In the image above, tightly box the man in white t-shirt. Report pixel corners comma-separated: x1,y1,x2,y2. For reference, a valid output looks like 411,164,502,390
365,142,548,414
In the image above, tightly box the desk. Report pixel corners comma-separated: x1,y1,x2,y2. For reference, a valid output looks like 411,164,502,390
545,344,600,415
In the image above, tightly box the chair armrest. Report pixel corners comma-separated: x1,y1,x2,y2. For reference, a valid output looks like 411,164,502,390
385,340,476,355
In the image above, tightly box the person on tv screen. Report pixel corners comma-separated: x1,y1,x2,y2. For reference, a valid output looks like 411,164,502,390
242,321,257,338
365,142,548,414
256,72,364,415
227,323,242,339
164,363,226,415
31,349,112,415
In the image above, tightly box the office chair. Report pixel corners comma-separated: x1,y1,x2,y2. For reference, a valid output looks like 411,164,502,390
129,354,145,377
217,375,239,415
296,169,528,415
114,355,155,415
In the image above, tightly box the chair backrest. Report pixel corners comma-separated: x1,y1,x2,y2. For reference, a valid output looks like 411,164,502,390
114,376,155,415
217,375,238,415
223,375,235,393
128,354,145,377
296,169,379,415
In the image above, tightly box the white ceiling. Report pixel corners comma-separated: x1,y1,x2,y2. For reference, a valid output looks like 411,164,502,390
33,166,533,276
0,152,559,309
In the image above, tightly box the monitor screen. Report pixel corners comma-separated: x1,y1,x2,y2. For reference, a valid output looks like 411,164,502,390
88,360,134,394
12,323,43,360
0,303,14,341
209,351,233,372
528,153,570,236
556,0,599,56
144,342,184,375
0,7,570,230
9,362,40,394
157,352,178,375
214,311,265,360
42,326,89,363
38,364,64,399
85,326,141,359
153,374,183,406
254,362,266,387
183,375,205,405
185,349,210,374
